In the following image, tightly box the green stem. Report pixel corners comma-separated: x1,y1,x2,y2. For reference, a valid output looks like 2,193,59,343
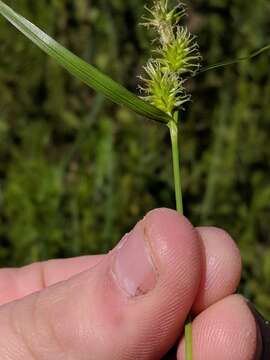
168,112,192,360
168,113,183,214
184,315,193,360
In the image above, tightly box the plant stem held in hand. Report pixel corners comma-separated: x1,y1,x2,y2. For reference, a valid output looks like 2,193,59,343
168,113,192,360
140,1,201,358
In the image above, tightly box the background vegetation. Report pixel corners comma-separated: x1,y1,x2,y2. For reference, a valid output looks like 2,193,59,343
0,0,269,317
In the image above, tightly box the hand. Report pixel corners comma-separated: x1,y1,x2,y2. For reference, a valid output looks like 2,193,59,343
0,208,263,359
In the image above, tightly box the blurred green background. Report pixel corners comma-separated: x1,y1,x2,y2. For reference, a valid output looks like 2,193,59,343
0,0,270,316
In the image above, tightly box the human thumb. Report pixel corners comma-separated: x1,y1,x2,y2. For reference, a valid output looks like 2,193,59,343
0,208,202,359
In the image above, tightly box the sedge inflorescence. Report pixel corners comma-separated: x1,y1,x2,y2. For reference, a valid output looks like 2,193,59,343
139,0,201,116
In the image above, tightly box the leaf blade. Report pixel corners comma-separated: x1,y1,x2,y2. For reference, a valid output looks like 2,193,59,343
197,43,270,74
0,0,170,124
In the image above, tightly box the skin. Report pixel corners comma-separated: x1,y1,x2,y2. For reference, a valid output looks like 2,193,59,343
0,208,261,359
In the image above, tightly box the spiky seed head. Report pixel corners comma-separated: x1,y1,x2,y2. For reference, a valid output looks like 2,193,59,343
142,1,186,45
139,0,201,117
158,27,201,75
140,60,190,114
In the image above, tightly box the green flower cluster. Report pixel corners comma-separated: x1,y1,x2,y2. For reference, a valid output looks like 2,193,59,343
140,0,201,116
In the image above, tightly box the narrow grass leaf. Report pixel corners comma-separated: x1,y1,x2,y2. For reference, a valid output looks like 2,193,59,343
198,43,270,74
0,0,170,124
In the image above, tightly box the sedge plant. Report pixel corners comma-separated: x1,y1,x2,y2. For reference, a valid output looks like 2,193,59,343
139,3,201,357
0,0,270,358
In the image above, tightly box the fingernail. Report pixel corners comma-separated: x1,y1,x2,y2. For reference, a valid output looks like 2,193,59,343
112,221,157,297
246,299,270,359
